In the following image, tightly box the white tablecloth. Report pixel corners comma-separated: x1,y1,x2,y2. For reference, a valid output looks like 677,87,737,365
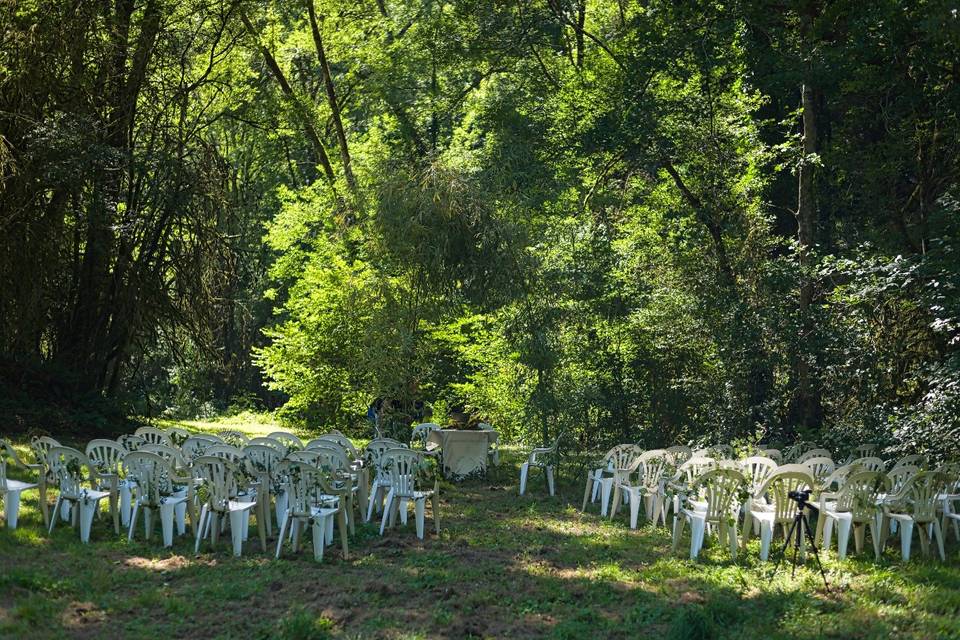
427,429,498,479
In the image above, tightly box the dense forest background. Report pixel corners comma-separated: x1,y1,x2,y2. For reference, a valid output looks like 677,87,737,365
1,0,958,454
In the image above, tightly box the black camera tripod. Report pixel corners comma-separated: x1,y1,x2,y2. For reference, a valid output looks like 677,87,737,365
770,491,832,593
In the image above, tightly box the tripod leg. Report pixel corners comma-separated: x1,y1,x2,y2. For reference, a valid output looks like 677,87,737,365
800,512,831,593
772,515,800,579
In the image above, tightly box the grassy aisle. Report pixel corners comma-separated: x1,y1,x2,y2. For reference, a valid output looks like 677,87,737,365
1,439,958,639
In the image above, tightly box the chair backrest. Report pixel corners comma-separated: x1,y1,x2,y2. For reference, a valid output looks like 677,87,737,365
784,441,818,462
118,434,147,452
835,470,888,519
365,438,406,472
692,468,747,521
803,457,835,484
244,445,284,485
31,436,61,472
307,446,351,476
314,434,359,458
756,465,815,523
203,444,245,463
217,430,250,447
887,465,920,494
665,446,693,466
192,456,242,510
410,423,440,449
383,448,424,497
86,439,127,475
276,459,338,518
796,448,832,464
122,452,179,507
676,456,716,486
760,448,783,464
0,439,29,491
134,427,172,447
287,450,323,466
891,454,926,471
893,472,947,522
820,463,860,493
849,456,885,473
709,444,734,460
140,443,188,469
604,444,644,471
851,443,878,459
740,456,778,494
248,437,287,455
165,426,191,446
47,446,95,500
267,431,303,451
636,449,668,487
181,435,220,461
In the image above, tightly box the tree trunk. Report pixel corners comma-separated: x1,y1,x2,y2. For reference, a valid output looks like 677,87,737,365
307,1,356,192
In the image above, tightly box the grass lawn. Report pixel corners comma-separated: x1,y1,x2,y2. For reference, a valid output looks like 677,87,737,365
2,428,959,639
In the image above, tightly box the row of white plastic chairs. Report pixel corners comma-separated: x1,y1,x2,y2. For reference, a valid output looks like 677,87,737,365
0,427,440,560
580,443,960,563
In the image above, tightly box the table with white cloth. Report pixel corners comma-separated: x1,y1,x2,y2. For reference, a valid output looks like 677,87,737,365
427,429,498,479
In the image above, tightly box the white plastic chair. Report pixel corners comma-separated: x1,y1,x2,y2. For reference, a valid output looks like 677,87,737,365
881,471,948,561
379,448,439,540
739,456,778,496
610,449,667,529
165,426,191,446
665,445,693,466
180,435,222,462
244,443,285,545
1,439,39,530
760,448,783,464
29,436,60,527
85,439,129,533
217,430,250,448
890,454,926,471
581,444,643,515
848,456,885,473
661,456,717,527
275,459,347,561
46,446,111,543
741,465,815,561
117,434,147,452
122,451,188,547
478,423,500,466
192,456,259,557
519,435,561,497
364,438,404,521
937,463,960,542
820,470,887,560
672,468,746,560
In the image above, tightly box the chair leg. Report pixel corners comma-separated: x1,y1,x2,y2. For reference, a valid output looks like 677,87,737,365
837,518,852,560
672,514,685,553
366,480,379,522
160,502,177,548
519,462,529,496
379,490,394,536
628,492,641,530
229,509,247,557
610,484,622,519
311,517,325,562
48,495,62,535
79,499,98,543
546,466,555,496
257,500,268,552
415,499,425,539
727,521,738,560
109,483,119,535
119,484,132,527
337,508,349,559
175,501,187,537
4,490,22,529
38,481,49,528
195,505,209,555
143,507,153,541
128,501,140,541
600,478,613,516
741,511,752,548
759,521,773,561
582,474,593,511
275,510,289,559
432,489,441,535
899,520,914,561
932,520,946,561
690,518,705,560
